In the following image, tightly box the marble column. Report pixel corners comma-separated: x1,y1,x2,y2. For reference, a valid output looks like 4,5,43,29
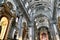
53,24,59,40
28,25,34,40
18,16,23,40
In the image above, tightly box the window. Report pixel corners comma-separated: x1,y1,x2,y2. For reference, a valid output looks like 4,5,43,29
0,17,8,27
0,17,9,39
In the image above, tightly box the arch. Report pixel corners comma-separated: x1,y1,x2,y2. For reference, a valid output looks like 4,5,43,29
0,17,9,26
30,1,49,9
34,14,50,29
34,14,51,40
34,14,48,19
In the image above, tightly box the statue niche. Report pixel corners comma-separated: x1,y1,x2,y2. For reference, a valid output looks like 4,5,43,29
22,22,28,40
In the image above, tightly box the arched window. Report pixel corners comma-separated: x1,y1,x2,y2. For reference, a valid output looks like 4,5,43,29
0,17,8,27
0,17,9,39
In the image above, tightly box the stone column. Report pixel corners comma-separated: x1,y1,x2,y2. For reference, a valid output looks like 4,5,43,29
28,24,34,40
53,24,59,40
28,16,34,40
18,16,23,40
50,22,55,40
28,11,34,40
4,17,14,40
